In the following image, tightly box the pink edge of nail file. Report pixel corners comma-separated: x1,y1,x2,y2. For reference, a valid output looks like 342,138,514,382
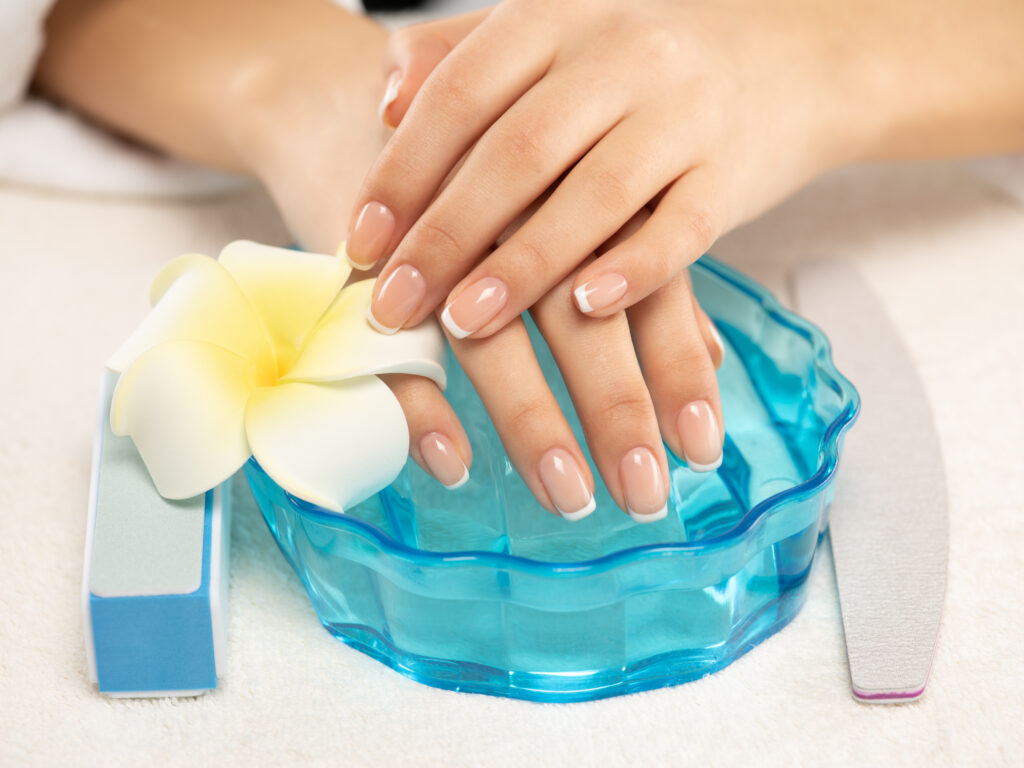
791,261,948,704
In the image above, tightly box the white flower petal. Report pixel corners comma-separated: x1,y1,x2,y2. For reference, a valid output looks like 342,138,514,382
245,376,409,514
108,253,273,374
218,241,351,372
111,341,257,499
284,279,447,389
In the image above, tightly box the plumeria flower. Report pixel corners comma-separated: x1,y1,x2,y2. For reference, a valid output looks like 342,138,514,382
107,240,447,513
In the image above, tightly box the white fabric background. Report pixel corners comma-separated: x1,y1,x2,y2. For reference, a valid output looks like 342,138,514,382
1,157,1021,766
1,0,1021,764
0,0,360,198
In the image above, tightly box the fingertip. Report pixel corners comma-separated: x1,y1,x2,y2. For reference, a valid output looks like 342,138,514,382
573,272,630,316
440,304,472,339
707,320,726,369
418,430,472,490
572,283,594,314
379,70,402,129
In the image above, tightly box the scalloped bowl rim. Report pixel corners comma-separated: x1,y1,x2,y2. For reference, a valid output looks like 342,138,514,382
249,255,860,576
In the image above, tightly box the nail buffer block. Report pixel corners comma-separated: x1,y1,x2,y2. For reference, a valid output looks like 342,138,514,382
792,261,948,703
83,371,230,697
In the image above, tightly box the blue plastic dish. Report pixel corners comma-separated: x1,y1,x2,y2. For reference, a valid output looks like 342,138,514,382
244,256,859,702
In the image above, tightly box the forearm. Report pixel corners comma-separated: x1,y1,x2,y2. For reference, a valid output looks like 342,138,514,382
848,0,1024,160
34,0,388,174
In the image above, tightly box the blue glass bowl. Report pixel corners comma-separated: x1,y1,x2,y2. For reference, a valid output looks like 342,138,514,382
244,256,858,702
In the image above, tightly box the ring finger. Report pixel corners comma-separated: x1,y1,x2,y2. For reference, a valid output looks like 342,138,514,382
449,316,598,520
532,267,670,522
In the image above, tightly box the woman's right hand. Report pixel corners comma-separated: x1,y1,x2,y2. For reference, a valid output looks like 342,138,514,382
372,14,726,520
388,209,725,522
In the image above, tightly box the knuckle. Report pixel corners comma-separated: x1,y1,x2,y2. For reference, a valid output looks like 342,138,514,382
387,26,419,56
412,218,465,262
634,25,683,66
506,399,554,436
597,389,653,428
510,237,556,277
662,346,717,390
376,145,422,190
589,165,636,217
496,122,557,175
643,246,677,282
426,70,477,117
379,374,441,425
682,204,719,252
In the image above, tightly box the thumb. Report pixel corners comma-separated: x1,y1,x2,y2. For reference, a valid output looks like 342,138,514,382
379,7,491,129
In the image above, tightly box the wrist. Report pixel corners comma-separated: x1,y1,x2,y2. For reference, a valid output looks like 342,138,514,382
830,0,1024,163
217,13,389,183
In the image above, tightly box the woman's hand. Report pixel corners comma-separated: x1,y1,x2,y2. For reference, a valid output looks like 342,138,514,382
442,240,725,522
229,6,726,519
365,9,729,519
348,0,870,339
35,0,479,495
34,0,727,519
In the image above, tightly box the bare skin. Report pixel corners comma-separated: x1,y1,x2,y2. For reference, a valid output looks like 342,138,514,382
357,0,1024,341
35,0,723,520
34,0,1024,520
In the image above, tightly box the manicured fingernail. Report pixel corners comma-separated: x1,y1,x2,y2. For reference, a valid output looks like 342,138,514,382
708,321,726,366
573,273,628,314
419,432,469,489
677,400,723,472
347,202,395,269
620,447,668,523
379,70,402,128
537,448,595,521
440,277,508,339
367,264,426,334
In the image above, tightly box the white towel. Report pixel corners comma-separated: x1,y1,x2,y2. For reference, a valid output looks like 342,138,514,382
0,0,358,198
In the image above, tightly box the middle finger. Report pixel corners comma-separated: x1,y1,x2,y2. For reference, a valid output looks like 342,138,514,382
532,268,670,522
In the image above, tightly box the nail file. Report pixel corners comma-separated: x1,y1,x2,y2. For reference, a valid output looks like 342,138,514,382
792,261,948,703
83,371,231,697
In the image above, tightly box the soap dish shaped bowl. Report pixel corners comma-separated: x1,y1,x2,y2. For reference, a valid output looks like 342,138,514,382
244,256,859,702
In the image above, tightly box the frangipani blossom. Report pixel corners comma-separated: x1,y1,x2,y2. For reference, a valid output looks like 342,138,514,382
107,240,447,513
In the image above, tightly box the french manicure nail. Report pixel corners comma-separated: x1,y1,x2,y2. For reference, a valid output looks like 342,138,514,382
677,400,723,472
367,264,426,334
538,447,595,521
620,446,668,523
419,432,469,489
574,273,628,314
708,321,726,365
440,277,509,339
347,202,395,269
379,70,402,127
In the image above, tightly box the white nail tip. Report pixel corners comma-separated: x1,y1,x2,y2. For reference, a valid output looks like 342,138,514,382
344,252,376,272
366,306,399,335
440,305,472,339
573,284,594,314
629,504,668,524
685,454,723,473
708,322,726,360
378,73,401,126
559,496,596,522
443,466,470,490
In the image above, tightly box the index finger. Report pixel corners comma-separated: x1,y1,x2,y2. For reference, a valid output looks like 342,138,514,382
344,2,556,270
380,8,492,129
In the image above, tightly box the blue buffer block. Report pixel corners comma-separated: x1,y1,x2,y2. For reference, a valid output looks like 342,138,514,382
83,372,230,697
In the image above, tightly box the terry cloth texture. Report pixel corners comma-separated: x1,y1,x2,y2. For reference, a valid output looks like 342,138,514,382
0,0,361,198
1,156,1022,766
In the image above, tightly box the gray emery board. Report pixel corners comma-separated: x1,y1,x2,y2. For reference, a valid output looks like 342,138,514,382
792,261,948,703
